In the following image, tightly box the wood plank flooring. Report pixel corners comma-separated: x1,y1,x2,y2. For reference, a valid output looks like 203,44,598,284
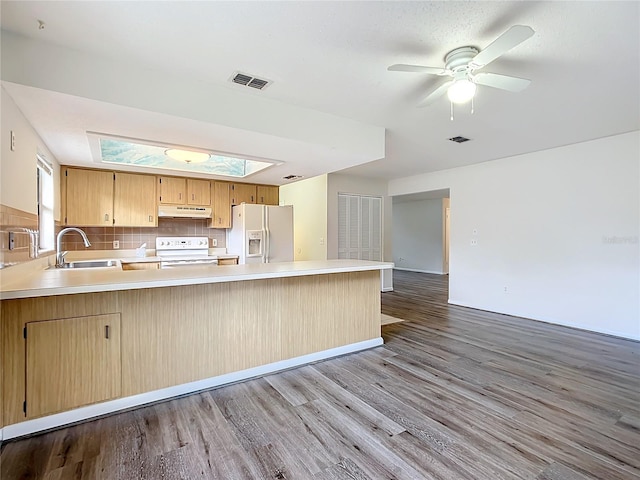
2,270,639,479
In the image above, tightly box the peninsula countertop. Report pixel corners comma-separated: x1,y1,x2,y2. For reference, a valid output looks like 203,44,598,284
0,258,393,300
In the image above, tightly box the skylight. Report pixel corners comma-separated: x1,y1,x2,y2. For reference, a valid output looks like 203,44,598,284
95,136,274,178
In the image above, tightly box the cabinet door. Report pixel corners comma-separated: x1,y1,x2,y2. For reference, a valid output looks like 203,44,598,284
158,176,186,204
257,185,279,205
65,168,114,226
122,262,160,270
217,257,238,265
230,183,256,205
211,182,231,228
114,173,157,226
25,314,121,419
187,179,211,206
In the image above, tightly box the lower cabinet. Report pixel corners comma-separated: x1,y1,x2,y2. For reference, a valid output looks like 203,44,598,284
25,314,121,418
122,262,160,271
1,271,379,428
218,257,239,265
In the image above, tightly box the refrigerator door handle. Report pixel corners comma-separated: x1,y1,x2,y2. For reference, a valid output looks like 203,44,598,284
264,206,270,263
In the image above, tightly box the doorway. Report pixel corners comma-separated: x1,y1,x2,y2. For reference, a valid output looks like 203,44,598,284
391,189,450,278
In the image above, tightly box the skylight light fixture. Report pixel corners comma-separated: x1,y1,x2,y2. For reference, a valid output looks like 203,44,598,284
165,148,210,164
88,132,277,178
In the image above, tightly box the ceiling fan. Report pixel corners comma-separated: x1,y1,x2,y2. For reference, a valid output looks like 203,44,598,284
388,25,535,108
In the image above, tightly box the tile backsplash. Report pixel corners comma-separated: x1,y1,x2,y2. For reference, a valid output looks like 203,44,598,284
0,204,39,268
60,218,227,251
1,210,226,267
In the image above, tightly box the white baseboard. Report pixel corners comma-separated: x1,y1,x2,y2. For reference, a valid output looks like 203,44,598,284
394,267,445,275
1,337,383,441
448,299,640,342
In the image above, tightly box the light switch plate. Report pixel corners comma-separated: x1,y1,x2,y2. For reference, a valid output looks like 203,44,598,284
113,240,120,249
10,131,15,151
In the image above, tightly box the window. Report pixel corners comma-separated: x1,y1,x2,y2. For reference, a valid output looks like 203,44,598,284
37,156,54,251
338,193,382,261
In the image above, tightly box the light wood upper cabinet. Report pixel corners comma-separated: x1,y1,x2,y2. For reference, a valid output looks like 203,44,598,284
159,177,211,206
158,176,186,204
187,179,211,205
25,314,121,419
257,185,279,205
114,173,157,227
63,167,278,228
65,168,114,226
211,181,231,228
230,183,256,205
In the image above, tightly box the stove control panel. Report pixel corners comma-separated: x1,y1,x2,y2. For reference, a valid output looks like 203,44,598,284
156,236,210,250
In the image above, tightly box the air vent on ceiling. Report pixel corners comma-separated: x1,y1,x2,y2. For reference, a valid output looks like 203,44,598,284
448,136,471,143
231,72,271,90
283,175,304,180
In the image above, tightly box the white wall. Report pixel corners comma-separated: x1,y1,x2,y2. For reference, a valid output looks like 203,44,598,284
1,87,61,219
389,131,640,340
279,175,328,261
393,198,443,273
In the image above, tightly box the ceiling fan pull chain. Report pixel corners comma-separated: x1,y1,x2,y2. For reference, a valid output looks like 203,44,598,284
450,101,454,121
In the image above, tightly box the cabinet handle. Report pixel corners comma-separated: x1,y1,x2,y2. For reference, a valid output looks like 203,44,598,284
192,193,195,201
105,325,110,339
179,193,182,200
251,195,254,202
104,213,109,222
261,196,264,203
149,215,153,222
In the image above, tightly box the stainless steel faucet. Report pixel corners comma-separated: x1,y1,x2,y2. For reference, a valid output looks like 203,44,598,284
56,227,91,267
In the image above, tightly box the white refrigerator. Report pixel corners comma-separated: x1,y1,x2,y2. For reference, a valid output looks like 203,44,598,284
227,204,294,264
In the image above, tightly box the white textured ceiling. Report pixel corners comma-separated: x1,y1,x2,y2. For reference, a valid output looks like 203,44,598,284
1,1,639,183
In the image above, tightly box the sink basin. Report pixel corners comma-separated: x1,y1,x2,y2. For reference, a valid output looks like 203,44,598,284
52,259,120,269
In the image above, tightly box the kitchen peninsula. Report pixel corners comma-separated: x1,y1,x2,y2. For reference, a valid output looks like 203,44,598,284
0,258,392,440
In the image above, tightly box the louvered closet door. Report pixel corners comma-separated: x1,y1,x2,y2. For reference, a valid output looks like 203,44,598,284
362,196,381,261
338,193,382,261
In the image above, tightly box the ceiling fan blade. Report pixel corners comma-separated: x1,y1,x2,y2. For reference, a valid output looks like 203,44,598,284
474,72,531,92
417,80,454,107
470,25,535,69
388,64,449,75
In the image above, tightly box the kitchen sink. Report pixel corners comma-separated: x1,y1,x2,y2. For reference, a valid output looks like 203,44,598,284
51,259,120,269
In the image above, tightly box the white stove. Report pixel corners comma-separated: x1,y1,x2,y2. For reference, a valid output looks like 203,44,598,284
155,236,218,267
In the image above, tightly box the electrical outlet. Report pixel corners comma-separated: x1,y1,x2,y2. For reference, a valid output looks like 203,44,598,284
113,240,120,249
320,237,324,245
212,238,218,247
10,131,16,151
470,239,478,246
503,286,509,294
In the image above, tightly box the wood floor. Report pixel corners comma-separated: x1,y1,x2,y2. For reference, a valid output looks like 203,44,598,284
2,270,639,479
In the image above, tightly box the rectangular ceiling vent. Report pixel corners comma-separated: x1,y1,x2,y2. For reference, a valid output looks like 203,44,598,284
231,72,271,90
449,136,471,143
282,175,304,180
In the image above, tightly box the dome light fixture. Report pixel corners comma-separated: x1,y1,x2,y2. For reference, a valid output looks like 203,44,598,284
447,78,477,104
165,148,210,164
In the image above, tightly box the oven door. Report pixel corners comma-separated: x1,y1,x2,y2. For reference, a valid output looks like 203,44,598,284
160,258,219,269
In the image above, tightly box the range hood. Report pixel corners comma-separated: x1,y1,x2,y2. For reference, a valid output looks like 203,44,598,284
158,206,212,219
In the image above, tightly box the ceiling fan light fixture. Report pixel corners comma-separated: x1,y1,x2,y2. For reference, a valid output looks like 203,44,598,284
165,148,210,164
447,79,477,104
